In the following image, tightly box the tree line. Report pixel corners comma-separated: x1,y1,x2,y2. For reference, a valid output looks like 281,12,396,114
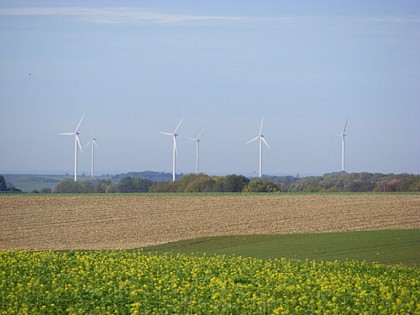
47,172,420,194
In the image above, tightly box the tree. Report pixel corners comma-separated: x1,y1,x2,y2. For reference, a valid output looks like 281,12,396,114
0,175,7,191
118,177,136,193
54,179,81,193
184,177,216,192
148,182,173,193
118,177,152,193
105,184,120,193
95,180,112,193
243,179,278,192
221,175,250,192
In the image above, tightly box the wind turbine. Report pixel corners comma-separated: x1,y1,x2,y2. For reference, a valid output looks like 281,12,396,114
245,116,271,178
339,118,348,172
189,129,204,174
85,125,97,177
59,113,85,182
160,119,183,182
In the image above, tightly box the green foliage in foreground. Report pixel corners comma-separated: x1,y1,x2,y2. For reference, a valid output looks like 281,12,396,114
1,251,419,315
145,229,420,267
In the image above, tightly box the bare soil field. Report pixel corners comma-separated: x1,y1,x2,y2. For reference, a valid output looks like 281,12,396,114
1,194,419,250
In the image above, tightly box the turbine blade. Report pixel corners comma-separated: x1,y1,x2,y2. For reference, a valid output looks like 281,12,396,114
262,137,271,150
160,132,173,136
188,138,196,141
85,140,92,148
93,139,97,146
245,136,259,144
259,116,264,136
197,128,205,139
343,117,348,134
76,135,83,153
173,119,183,134
75,113,85,132
58,132,74,136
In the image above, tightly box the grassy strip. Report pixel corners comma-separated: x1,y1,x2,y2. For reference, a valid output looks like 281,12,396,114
144,229,420,267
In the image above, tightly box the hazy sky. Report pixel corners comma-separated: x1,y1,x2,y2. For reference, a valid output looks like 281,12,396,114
1,1,419,176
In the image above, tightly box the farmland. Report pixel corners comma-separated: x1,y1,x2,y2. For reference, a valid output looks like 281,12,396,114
1,194,419,250
0,194,420,250
1,194,419,314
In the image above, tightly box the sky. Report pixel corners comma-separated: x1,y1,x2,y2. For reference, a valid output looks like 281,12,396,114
1,0,419,176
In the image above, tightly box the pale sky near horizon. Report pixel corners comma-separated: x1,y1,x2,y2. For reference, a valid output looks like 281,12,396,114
1,1,419,176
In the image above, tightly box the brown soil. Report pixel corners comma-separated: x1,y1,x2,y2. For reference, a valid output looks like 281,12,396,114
1,194,419,250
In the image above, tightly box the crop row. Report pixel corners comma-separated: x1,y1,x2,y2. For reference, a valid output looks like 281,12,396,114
1,250,419,314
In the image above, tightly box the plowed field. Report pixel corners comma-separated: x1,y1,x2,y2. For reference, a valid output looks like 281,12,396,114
1,194,419,250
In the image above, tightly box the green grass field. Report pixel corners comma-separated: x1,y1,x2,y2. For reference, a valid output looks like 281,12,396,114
144,229,420,267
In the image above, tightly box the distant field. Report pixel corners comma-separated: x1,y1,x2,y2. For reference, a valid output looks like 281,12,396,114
1,194,419,250
145,229,420,267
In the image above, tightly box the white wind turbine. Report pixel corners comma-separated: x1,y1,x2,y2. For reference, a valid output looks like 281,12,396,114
189,129,204,174
245,116,271,178
339,118,348,172
160,119,183,182
85,125,97,177
59,113,85,182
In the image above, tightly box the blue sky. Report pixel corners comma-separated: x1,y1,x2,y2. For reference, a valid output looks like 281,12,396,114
1,1,419,176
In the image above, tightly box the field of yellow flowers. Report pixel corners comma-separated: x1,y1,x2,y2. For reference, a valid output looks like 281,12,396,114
1,250,419,314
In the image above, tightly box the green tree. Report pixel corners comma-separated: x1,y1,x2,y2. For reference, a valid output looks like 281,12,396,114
105,184,120,193
148,182,173,193
184,177,216,192
221,175,250,192
118,177,152,193
0,175,7,191
95,180,112,193
243,179,278,192
54,179,78,193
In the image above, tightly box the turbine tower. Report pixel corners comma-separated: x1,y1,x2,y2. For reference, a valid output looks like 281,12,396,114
85,125,97,177
245,116,271,178
339,118,348,172
59,113,85,182
160,119,183,182
189,129,204,174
